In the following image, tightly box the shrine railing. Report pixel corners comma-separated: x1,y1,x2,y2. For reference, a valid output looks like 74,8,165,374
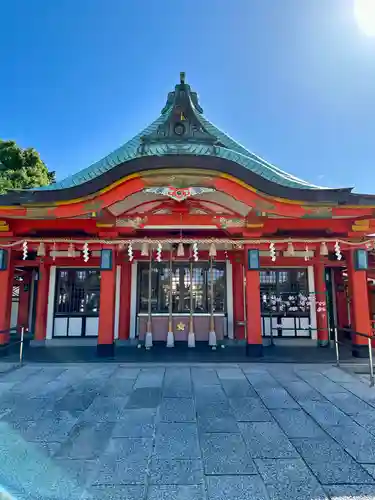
0,326,28,365
335,327,375,387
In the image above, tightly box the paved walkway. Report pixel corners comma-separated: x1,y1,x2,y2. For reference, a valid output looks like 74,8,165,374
1,364,375,499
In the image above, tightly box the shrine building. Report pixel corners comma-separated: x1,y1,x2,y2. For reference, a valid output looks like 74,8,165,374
1,72,375,358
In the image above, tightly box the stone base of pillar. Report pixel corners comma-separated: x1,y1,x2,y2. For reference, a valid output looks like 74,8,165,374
145,332,153,349
246,343,263,357
166,331,174,348
317,339,330,348
97,343,115,358
188,332,195,348
208,330,217,347
352,344,369,358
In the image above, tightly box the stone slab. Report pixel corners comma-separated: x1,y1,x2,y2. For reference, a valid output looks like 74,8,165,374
134,368,165,388
291,437,353,463
256,387,300,409
278,380,326,401
147,485,206,500
229,397,272,422
197,415,239,433
201,432,257,475
206,475,269,500
160,398,196,422
103,437,152,462
149,458,204,485
111,409,156,437
191,368,219,386
239,421,298,458
326,423,375,463
255,458,328,500
221,379,256,397
54,421,115,460
83,485,146,500
299,400,351,427
194,385,227,403
155,423,200,459
125,388,162,409
271,409,325,438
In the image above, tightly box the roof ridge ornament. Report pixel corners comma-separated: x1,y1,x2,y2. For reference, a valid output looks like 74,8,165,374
140,72,223,150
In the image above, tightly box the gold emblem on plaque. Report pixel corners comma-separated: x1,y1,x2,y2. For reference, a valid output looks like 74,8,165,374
176,322,186,331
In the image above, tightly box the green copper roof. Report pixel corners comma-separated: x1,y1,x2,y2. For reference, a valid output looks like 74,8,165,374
38,73,327,192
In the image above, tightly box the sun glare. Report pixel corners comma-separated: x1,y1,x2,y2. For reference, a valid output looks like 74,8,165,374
354,0,375,36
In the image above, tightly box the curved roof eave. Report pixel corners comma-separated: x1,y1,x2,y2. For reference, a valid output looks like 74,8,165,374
34,75,343,193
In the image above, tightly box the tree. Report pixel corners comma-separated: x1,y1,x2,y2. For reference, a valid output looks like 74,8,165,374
0,140,55,194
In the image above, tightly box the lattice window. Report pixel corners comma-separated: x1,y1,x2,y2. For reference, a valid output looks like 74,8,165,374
260,269,309,317
138,262,226,314
55,269,100,316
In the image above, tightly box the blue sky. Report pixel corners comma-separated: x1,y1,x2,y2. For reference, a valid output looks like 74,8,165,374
1,0,375,192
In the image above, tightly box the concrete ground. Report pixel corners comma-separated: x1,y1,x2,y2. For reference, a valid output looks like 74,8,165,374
1,364,375,499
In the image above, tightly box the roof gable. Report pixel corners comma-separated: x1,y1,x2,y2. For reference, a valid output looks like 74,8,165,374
37,73,337,192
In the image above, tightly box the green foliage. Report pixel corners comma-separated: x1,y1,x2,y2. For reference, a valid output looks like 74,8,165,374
0,140,55,194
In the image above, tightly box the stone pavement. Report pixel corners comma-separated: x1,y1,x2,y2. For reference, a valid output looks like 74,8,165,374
1,364,375,499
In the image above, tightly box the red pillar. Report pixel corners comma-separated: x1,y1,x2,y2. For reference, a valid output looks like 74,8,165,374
17,276,31,330
34,263,50,342
244,247,263,356
347,250,371,358
333,268,349,329
314,262,329,347
118,261,131,340
232,261,245,340
97,255,116,356
0,257,14,347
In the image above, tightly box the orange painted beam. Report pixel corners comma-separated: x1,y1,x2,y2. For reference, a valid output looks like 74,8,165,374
51,178,146,218
214,178,308,217
0,260,13,345
34,263,50,341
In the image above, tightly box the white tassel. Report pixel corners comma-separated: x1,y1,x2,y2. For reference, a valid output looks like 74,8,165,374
51,242,57,262
145,331,153,349
334,241,342,261
82,242,89,262
156,243,162,262
37,242,45,257
188,331,195,348
141,240,149,256
304,245,310,261
269,242,276,262
128,243,134,262
166,331,174,348
192,242,199,262
209,242,217,257
177,242,184,257
209,330,217,349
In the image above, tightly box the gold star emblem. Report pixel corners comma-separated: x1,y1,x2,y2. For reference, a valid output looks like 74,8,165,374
176,322,185,331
